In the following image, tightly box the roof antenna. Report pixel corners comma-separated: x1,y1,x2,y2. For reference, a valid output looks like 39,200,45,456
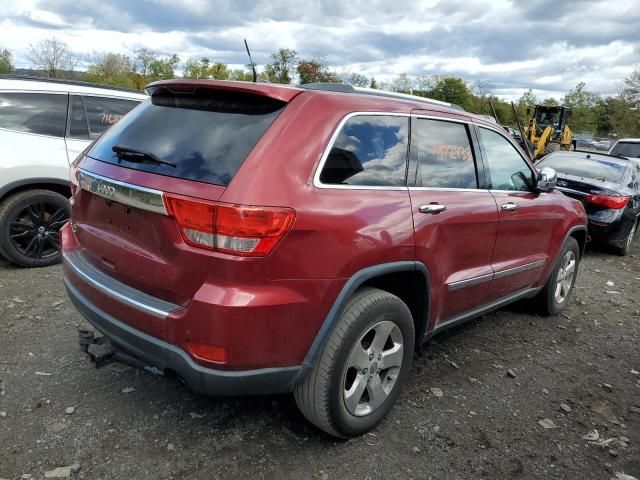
244,39,257,82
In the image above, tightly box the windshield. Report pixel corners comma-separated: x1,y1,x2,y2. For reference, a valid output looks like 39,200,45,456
611,142,640,159
535,108,559,126
87,89,286,186
537,154,627,183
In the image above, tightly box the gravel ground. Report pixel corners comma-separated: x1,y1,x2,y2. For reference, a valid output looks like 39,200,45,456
0,246,639,480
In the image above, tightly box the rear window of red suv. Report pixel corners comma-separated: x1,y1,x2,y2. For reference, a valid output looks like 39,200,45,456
86,88,286,186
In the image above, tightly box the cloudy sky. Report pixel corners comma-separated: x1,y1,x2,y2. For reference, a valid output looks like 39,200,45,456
1,0,638,100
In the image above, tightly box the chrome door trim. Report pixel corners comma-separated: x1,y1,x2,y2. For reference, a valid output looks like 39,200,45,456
447,273,493,292
493,259,546,279
446,259,546,291
77,168,167,215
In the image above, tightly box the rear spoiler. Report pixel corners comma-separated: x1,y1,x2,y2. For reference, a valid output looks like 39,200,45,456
145,79,304,103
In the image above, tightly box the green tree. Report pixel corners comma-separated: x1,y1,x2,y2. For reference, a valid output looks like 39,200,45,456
210,62,230,80
542,97,558,106
517,89,537,119
84,52,137,88
229,68,254,81
134,48,155,78
184,57,211,79
563,82,600,133
622,65,640,108
346,72,369,87
148,54,180,82
0,47,14,73
427,76,473,110
389,73,413,94
296,58,339,84
265,49,297,84
370,77,378,89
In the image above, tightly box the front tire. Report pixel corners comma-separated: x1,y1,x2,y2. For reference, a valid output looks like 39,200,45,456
535,237,580,316
0,190,70,268
294,287,415,438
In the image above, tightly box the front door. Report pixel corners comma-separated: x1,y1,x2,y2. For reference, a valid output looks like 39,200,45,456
409,114,499,327
475,126,558,301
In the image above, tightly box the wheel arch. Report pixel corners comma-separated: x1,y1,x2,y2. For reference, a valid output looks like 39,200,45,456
0,178,71,203
296,261,430,383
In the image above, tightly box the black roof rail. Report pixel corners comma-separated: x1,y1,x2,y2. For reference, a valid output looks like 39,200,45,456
298,82,464,111
0,74,146,95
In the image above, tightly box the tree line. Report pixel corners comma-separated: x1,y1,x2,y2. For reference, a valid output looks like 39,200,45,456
1,38,639,137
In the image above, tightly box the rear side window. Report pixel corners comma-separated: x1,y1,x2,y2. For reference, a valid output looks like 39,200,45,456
0,92,67,137
411,119,477,188
319,115,409,186
87,89,286,186
82,96,140,139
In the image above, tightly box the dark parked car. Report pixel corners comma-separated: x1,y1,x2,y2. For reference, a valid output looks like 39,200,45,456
62,80,587,438
537,151,640,255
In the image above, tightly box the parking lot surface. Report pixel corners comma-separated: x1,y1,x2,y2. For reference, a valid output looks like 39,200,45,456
0,248,639,480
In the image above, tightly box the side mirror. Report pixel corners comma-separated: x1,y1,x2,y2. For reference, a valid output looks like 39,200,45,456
536,167,557,192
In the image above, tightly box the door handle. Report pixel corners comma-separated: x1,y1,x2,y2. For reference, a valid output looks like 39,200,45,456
419,203,447,214
501,202,519,212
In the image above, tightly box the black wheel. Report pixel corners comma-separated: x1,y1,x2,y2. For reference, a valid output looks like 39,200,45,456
535,237,580,316
617,220,637,256
0,190,70,267
294,287,415,438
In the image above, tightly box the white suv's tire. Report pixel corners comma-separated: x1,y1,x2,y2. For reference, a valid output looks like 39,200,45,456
294,287,415,438
0,189,70,268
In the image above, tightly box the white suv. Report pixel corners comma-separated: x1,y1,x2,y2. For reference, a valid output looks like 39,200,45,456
0,76,146,267
610,138,640,160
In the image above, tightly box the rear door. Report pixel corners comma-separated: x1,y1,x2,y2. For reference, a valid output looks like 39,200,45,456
409,113,499,325
475,125,558,302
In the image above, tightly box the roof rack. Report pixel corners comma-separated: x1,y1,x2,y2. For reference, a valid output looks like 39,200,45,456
299,82,464,111
0,74,145,95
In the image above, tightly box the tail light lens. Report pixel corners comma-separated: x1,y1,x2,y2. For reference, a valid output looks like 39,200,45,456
164,194,295,256
585,194,630,209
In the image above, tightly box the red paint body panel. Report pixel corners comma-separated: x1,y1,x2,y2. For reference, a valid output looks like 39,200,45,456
62,81,588,376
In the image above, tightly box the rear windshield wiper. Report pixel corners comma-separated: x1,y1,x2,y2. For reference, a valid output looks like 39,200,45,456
112,144,177,168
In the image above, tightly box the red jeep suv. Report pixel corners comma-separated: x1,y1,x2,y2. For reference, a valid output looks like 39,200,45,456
62,80,587,438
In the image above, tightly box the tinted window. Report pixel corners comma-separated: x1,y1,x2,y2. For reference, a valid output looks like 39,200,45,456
320,115,408,186
0,92,67,137
537,153,627,183
68,95,89,139
478,127,533,191
88,89,285,186
413,119,477,188
611,142,640,159
82,96,140,139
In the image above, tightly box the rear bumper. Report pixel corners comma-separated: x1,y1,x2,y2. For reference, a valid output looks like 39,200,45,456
65,277,302,395
587,217,632,247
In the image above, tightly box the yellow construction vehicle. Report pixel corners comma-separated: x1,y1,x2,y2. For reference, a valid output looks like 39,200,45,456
524,105,574,159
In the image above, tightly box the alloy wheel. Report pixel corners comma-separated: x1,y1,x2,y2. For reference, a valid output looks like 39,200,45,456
554,250,576,304
342,320,404,417
626,222,637,251
9,201,68,260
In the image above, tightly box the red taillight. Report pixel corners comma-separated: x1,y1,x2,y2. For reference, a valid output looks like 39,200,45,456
164,194,295,256
585,194,630,209
164,195,216,249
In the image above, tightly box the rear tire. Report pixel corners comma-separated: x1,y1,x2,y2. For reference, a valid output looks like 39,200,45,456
617,220,637,256
294,287,415,438
0,190,70,268
535,237,580,316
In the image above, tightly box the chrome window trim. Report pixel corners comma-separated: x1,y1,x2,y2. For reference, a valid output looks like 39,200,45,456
408,187,488,192
556,186,587,196
446,259,546,291
312,111,411,191
77,168,167,215
63,251,180,319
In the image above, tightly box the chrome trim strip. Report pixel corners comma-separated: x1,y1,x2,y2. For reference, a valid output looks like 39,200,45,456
408,187,488,192
63,251,181,319
78,168,167,215
556,186,587,196
446,260,546,291
448,273,493,291
493,259,546,280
